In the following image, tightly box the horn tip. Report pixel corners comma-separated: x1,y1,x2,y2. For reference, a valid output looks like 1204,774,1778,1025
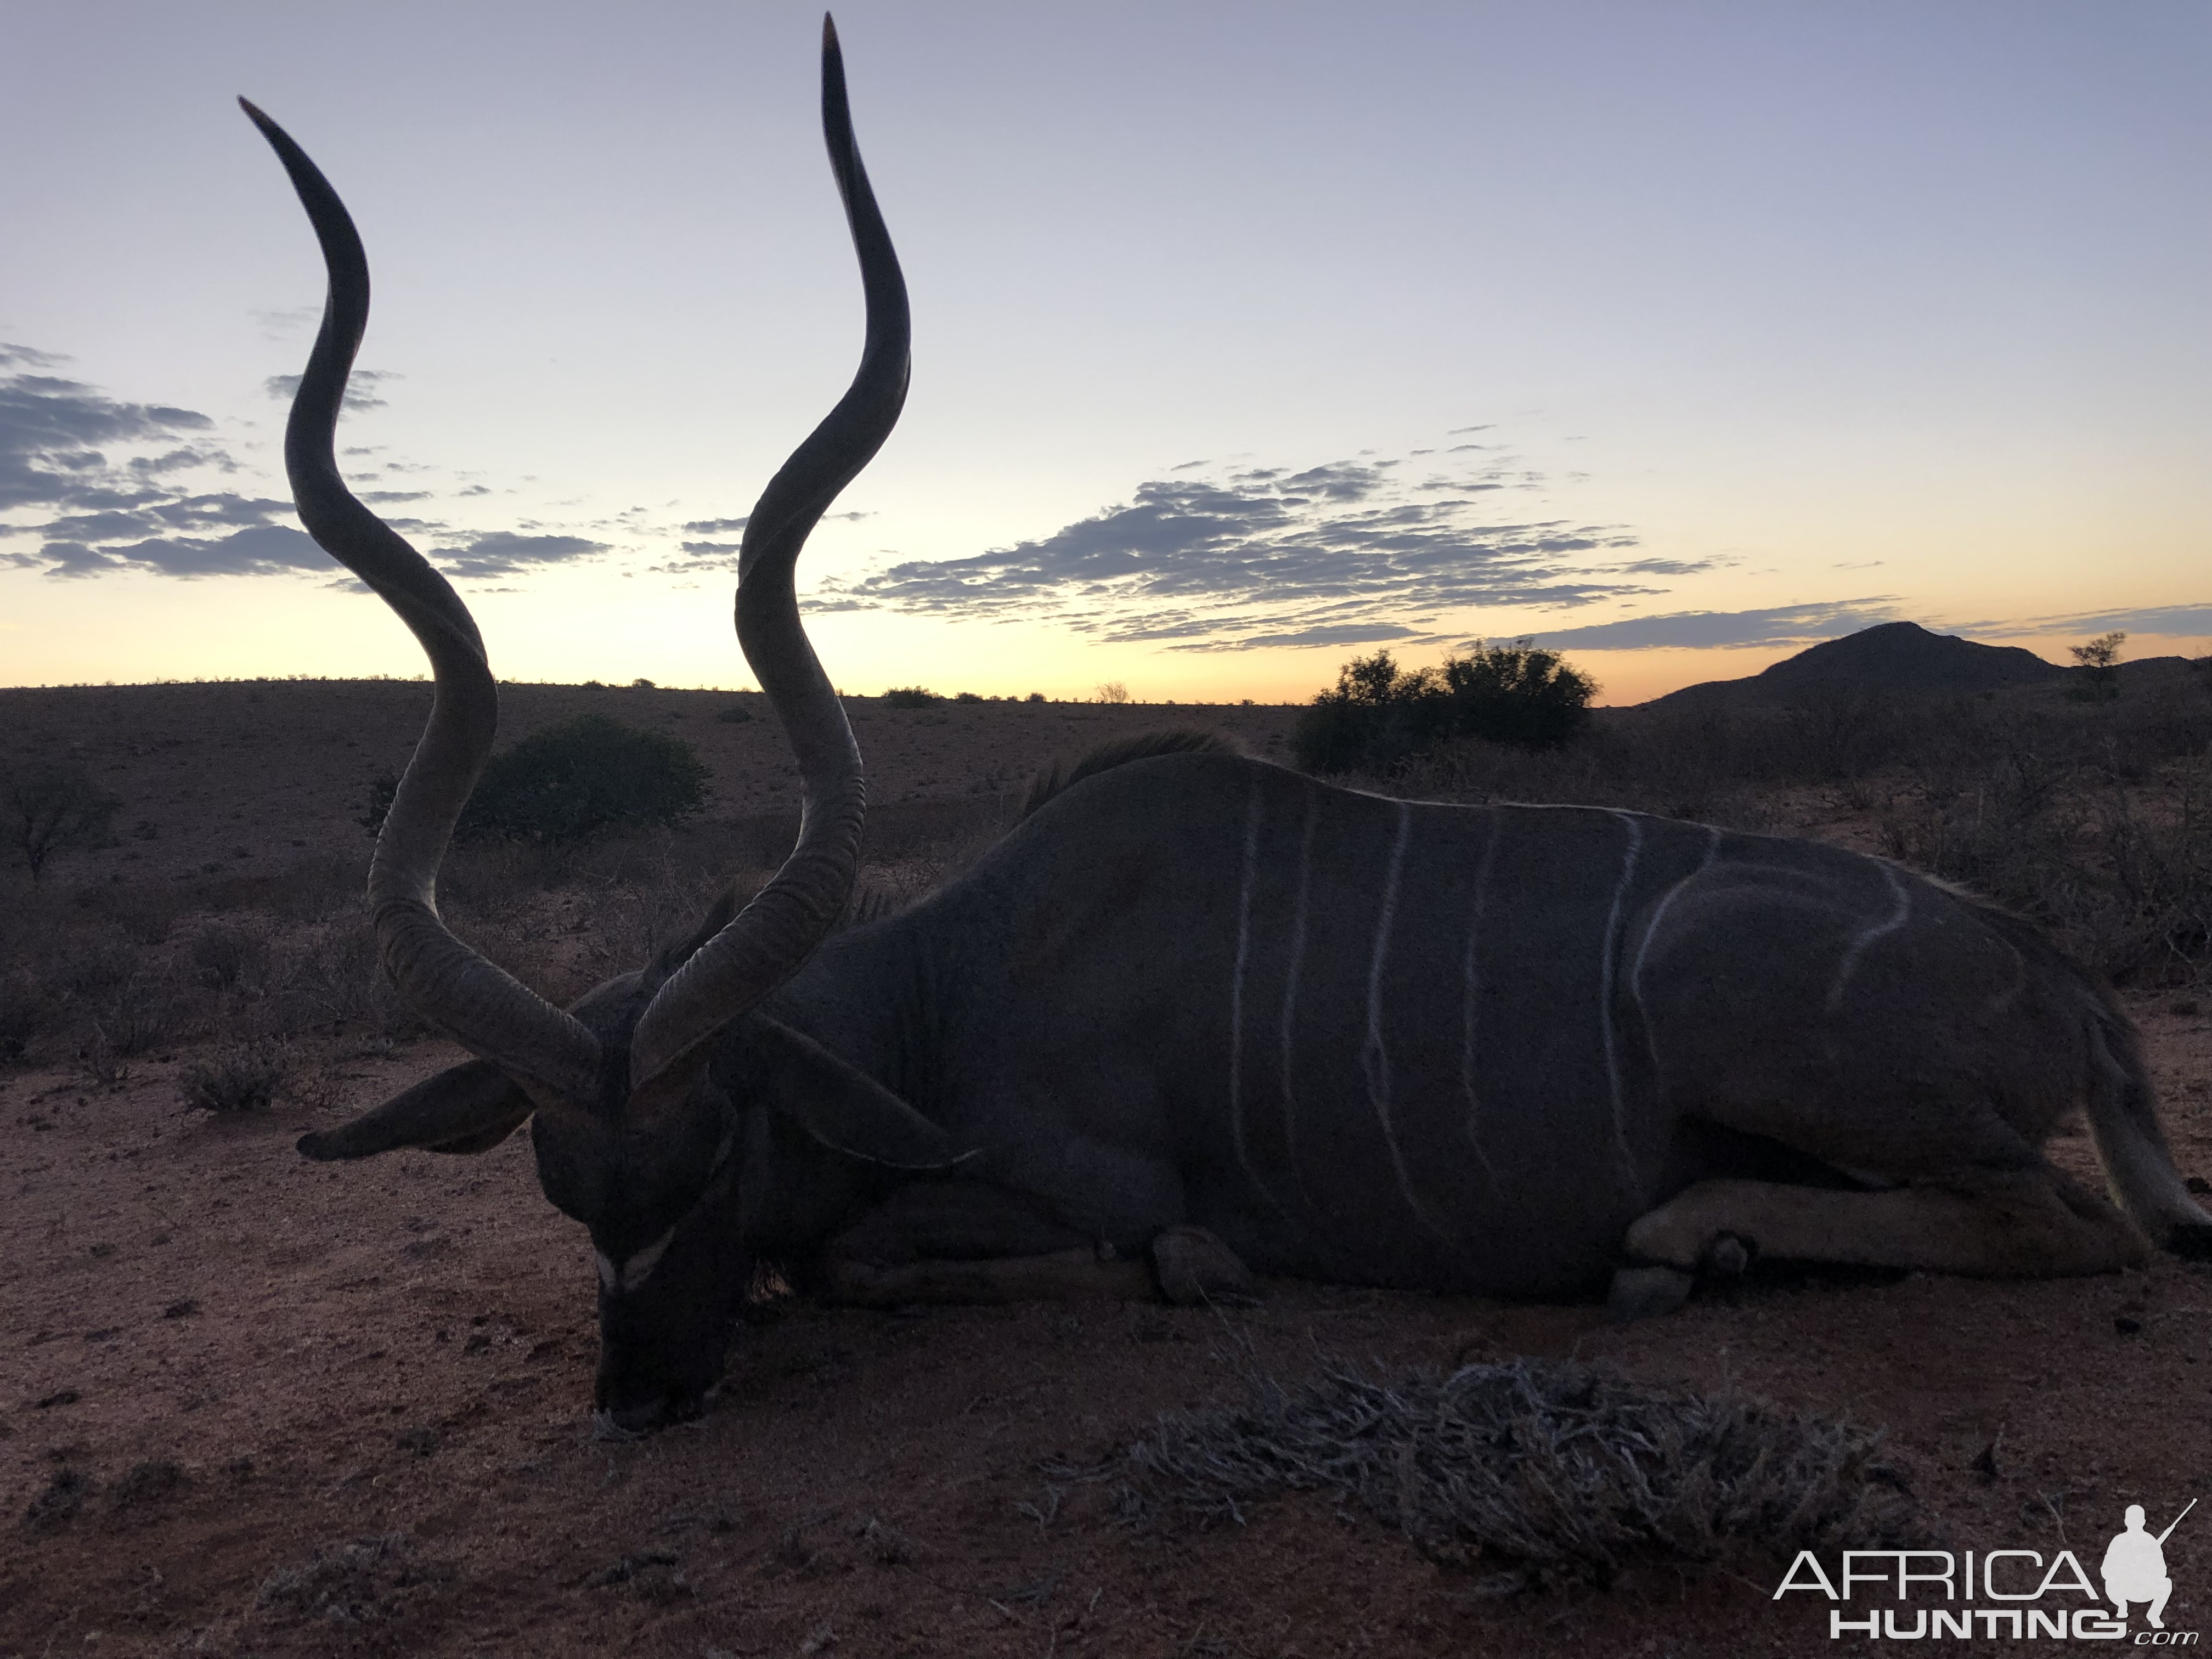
238,97,285,147
822,13,839,50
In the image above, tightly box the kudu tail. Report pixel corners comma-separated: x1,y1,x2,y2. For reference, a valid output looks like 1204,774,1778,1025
2083,1002,2212,1259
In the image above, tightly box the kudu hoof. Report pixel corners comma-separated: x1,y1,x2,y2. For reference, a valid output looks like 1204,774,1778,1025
1702,1232,1753,1278
1606,1265,1694,1323
1151,1226,1258,1307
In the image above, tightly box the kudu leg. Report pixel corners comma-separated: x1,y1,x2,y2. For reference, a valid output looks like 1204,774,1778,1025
816,1183,1256,1308
1614,1167,2148,1314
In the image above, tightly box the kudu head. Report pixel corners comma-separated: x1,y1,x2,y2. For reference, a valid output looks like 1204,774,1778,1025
244,17,959,1433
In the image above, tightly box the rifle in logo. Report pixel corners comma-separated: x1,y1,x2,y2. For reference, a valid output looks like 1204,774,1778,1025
2104,1499,2195,1630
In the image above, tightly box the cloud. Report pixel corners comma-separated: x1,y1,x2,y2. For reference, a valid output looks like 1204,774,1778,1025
1,359,221,511
1525,598,1903,651
0,359,324,579
655,509,860,574
251,306,321,338
1976,603,2212,641
436,531,608,577
814,450,1650,652
263,369,400,412
2,349,620,585
38,523,326,580
1615,557,1724,577
1203,620,1426,650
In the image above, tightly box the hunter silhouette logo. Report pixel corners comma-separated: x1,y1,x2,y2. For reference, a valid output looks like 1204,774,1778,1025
1774,1495,2200,1641
2107,1501,2195,1631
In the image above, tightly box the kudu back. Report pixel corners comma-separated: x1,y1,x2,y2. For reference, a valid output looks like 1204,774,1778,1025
244,21,2212,1434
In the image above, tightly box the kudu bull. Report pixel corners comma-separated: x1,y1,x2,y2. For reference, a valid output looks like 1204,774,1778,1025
245,21,2211,1433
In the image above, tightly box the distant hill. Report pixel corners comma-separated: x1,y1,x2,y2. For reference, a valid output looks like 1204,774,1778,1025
1640,621,2070,712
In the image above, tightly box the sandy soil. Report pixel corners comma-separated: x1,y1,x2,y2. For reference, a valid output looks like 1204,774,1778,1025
2,995,2207,1658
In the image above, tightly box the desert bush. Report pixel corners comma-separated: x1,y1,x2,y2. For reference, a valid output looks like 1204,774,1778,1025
1101,1355,1916,1587
1,759,122,882
357,720,709,847
882,686,940,708
1437,642,1599,748
267,923,425,1041
1883,753,2212,981
358,772,398,837
715,702,754,723
2069,631,2126,702
0,967,54,1062
189,922,270,990
1294,645,1596,776
456,714,708,845
91,977,179,1058
179,1039,295,1113
76,1024,131,1089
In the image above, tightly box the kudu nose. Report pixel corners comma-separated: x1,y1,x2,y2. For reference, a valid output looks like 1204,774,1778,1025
596,1384,703,1437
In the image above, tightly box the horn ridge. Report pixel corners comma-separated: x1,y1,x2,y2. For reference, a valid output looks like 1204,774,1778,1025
241,99,602,1104
628,16,911,1099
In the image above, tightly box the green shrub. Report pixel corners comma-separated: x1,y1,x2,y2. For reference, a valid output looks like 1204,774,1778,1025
883,686,940,709
362,717,714,845
1293,644,1596,775
1438,642,1600,748
714,703,754,724
455,715,708,845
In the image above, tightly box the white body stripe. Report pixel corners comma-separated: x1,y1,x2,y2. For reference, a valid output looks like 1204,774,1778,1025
1629,823,1722,1076
1227,771,1269,1207
1276,787,1319,1195
1364,803,1459,1250
1825,861,1913,1015
1457,809,1504,1194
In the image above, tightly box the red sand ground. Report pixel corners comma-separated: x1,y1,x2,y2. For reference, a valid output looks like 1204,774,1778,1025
4,998,2208,1658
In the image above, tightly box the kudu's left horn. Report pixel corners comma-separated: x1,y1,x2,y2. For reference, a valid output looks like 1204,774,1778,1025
241,10,911,1120
241,97,603,1108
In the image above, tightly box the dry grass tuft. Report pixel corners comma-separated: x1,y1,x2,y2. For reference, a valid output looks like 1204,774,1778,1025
1111,1355,1918,1589
178,1039,296,1113
252,1533,450,1628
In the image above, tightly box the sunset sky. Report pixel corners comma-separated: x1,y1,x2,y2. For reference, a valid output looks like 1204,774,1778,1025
3,1,2205,706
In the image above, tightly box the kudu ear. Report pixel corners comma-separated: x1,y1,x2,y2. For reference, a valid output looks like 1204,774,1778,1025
727,1013,971,1171
298,1058,535,1161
